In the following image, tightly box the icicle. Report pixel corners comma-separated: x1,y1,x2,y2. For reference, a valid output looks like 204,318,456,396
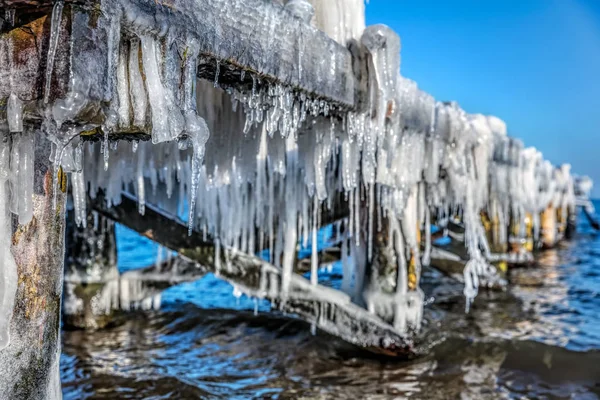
72,170,86,227
103,129,109,171
310,196,318,285
136,143,145,215
0,138,17,350
116,41,131,128
140,35,183,144
367,183,374,261
214,60,220,88
43,0,64,104
129,39,148,128
6,93,23,133
16,131,34,224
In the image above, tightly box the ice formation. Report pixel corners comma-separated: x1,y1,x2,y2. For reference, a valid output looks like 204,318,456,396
0,0,584,347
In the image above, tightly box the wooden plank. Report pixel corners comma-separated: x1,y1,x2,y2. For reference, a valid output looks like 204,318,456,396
0,0,55,6
91,192,413,356
0,5,72,107
1,0,358,128
126,0,357,107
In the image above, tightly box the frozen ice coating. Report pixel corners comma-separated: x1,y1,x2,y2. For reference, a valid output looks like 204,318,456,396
0,139,17,350
311,0,366,45
0,0,587,366
285,0,315,23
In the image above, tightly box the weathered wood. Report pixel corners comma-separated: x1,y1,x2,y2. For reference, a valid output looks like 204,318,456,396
0,0,57,7
0,5,71,103
1,0,358,130
0,132,66,399
128,0,357,107
91,193,413,356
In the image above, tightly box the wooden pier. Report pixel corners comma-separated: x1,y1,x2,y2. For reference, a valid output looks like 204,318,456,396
0,0,594,397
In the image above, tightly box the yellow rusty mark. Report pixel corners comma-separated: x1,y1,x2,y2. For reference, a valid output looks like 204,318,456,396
89,3,102,29
154,0,177,10
408,251,417,291
541,204,557,247
143,229,155,240
481,212,492,232
525,213,533,235
525,240,534,253
57,166,67,193
510,219,520,237
80,127,102,136
17,264,46,321
386,100,395,118
497,261,508,274
182,46,189,63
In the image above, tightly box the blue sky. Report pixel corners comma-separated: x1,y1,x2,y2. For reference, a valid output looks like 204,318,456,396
366,0,600,197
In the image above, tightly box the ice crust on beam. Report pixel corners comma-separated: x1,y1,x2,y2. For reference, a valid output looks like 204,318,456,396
58,1,577,329
0,128,35,349
0,0,584,348
310,0,366,45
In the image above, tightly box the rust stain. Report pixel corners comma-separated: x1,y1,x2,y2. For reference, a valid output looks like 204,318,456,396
17,261,46,321
386,100,395,119
57,166,67,193
154,0,177,10
408,250,417,291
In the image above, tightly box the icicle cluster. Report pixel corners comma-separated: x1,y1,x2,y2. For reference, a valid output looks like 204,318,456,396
0,130,35,349
0,0,584,342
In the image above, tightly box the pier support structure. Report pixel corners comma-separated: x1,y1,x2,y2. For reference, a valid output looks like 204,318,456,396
0,132,66,400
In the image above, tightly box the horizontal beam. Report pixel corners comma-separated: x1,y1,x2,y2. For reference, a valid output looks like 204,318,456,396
125,0,357,107
0,0,54,7
91,193,412,356
1,0,358,127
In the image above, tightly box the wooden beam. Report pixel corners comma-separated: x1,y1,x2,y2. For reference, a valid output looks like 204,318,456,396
0,132,66,399
127,0,357,107
0,1,56,7
1,0,358,129
91,193,413,356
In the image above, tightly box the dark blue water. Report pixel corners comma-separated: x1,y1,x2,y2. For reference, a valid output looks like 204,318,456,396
61,203,600,399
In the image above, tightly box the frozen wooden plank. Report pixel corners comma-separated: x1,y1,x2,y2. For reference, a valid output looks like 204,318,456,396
126,0,357,107
91,192,413,356
1,0,358,128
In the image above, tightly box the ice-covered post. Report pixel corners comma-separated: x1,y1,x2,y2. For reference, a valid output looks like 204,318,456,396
358,25,423,332
0,4,78,396
0,130,67,399
541,203,557,248
63,207,119,330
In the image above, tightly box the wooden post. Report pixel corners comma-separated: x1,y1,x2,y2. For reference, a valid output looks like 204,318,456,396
565,204,577,239
63,208,119,330
481,210,508,274
507,212,534,261
541,204,557,248
0,131,67,399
